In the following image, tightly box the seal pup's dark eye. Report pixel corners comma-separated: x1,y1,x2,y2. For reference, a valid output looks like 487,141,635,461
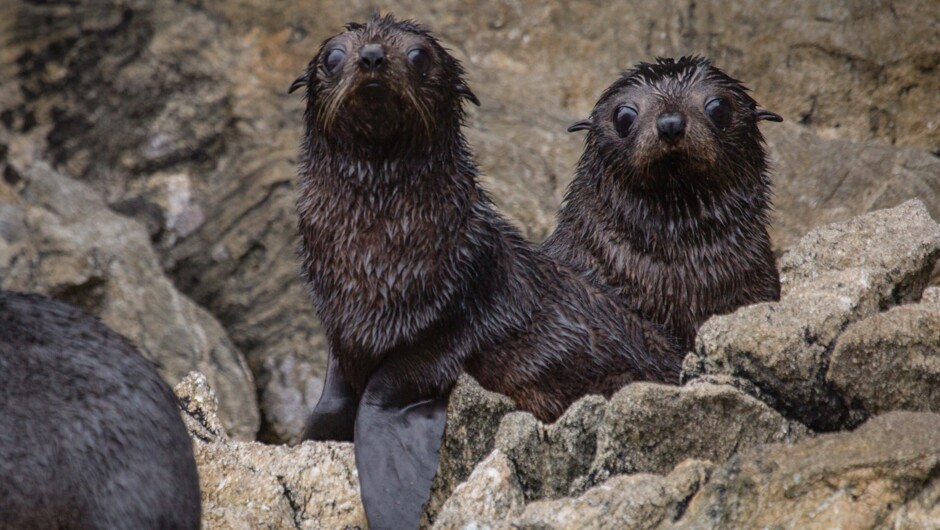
613,105,638,137
325,48,346,74
705,97,732,129
407,48,431,75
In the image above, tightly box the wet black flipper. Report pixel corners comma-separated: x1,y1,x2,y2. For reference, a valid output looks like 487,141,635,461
354,372,451,529
302,352,359,442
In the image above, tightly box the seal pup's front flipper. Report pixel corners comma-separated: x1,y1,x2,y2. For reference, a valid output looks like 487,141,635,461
354,360,452,530
303,351,359,442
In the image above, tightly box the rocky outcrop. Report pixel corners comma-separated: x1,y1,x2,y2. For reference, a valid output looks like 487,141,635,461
673,412,940,530
3,0,939,444
827,294,940,419
177,187,940,529
684,200,940,431
0,156,259,439
176,373,514,529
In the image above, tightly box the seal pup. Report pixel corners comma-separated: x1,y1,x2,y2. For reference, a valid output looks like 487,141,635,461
545,56,783,351
289,15,682,529
0,291,201,530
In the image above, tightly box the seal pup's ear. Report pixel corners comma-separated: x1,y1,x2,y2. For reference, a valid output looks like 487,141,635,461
567,119,592,133
458,82,480,106
755,108,783,122
288,73,308,95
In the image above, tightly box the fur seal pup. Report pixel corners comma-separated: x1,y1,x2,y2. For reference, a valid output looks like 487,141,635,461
0,291,200,530
545,56,783,351
289,15,682,529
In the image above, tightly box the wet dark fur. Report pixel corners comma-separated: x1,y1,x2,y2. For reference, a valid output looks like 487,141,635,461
295,15,681,425
0,291,201,530
544,56,782,351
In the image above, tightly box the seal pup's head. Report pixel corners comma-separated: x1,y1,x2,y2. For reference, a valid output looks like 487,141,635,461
290,13,479,152
569,56,782,192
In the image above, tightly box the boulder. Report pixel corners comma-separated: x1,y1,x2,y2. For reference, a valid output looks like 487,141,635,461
686,200,940,430
0,158,259,439
672,412,940,530
827,298,940,421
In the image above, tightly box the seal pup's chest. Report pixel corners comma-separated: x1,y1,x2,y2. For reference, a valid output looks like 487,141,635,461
299,168,469,352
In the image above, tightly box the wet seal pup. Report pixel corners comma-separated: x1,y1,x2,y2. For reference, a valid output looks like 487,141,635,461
545,56,783,351
289,15,683,529
0,291,200,530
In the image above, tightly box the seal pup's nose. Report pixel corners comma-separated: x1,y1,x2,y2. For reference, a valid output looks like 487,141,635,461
657,112,686,143
359,44,385,70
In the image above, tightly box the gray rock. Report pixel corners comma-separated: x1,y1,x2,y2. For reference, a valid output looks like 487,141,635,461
827,299,940,421
432,450,526,530
584,383,808,489
766,123,940,251
426,376,517,525
687,201,940,430
176,372,513,530
779,199,940,303
514,459,714,530
672,412,940,530
0,159,259,439
494,396,608,501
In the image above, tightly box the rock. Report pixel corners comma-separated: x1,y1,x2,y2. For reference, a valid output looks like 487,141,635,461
827,299,940,421
175,372,367,529
584,383,808,489
767,123,940,251
176,373,513,529
432,450,526,530
779,199,940,303
513,459,714,530
494,396,608,501
426,376,517,525
687,201,940,430
196,441,365,530
176,371,229,443
672,412,940,530
473,383,804,507
0,159,259,439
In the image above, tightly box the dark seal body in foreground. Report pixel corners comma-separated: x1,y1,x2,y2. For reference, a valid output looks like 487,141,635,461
0,291,201,530
545,57,783,351
290,15,682,529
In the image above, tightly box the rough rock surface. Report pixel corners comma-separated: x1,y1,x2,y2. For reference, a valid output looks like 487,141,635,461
175,373,366,530
827,297,940,421
0,156,259,439
583,383,809,488
672,412,940,530
514,460,714,530
432,450,527,530
176,373,513,529
685,200,940,431
3,0,939,443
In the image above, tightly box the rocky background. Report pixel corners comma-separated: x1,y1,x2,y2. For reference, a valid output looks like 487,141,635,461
1,0,939,528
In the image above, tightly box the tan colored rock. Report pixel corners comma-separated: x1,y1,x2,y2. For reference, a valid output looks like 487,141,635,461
672,412,940,530
687,201,940,430
779,199,940,301
767,123,940,251
0,160,259,439
585,383,808,488
827,300,940,419
432,451,525,530
514,460,714,530
175,372,367,529
426,376,517,525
